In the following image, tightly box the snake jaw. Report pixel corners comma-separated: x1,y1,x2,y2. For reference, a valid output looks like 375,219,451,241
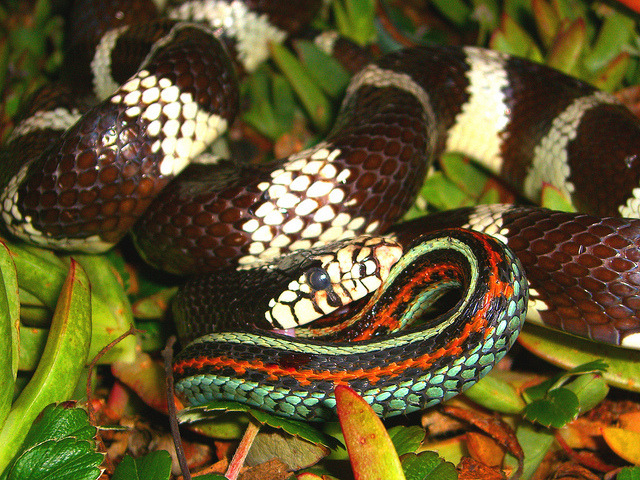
265,236,403,329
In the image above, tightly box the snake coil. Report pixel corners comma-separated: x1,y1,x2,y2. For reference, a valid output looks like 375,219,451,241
2,0,640,420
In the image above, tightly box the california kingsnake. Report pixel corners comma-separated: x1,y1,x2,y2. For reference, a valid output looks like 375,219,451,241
2,0,640,420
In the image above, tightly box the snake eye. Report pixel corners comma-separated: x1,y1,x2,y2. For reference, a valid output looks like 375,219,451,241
307,267,331,290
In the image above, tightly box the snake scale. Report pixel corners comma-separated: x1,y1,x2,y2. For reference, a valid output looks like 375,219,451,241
2,0,640,421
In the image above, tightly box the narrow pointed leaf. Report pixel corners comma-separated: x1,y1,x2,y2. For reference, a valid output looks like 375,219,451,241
269,41,332,132
0,260,91,474
335,385,406,480
547,18,586,76
0,241,18,429
532,0,560,48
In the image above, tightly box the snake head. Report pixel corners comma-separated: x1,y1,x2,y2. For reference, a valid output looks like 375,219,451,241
264,235,403,329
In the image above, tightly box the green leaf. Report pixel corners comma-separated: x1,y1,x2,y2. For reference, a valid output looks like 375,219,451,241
430,0,472,26
4,438,102,480
241,67,285,140
247,431,330,471
583,10,636,74
591,52,630,92
518,324,640,393
617,466,640,480
112,451,172,480
0,260,92,474
179,401,341,450
540,183,576,211
270,41,332,132
547,18,586,76
522,387,579,428
490,14,543,61
70,254,136,363
5,240,136,365
400,451,457,480
532,0,560,49
523,359,608,402
464,373,526,414
564,372,609,413
439,153,492,199
504,422,554,480
387,426,426,456
294,40,351,98
1,404,103,480
0,241,18,428
332,0,376,46
335,385,406,480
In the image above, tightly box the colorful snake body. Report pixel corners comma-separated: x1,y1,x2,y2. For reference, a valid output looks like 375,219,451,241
3,0,640,420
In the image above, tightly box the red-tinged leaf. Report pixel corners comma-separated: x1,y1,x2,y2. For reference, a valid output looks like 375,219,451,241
532,0,560,48
612,0,640,14
111,352,168,414
615,85,640,118
335,385,405,480
547,18,586,75
443,405,523,462
247,431,330,471
456,457,504,480
296,474,324,480
465,432,504,467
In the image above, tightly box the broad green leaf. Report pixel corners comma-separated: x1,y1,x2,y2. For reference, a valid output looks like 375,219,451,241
247,431,329,470
439,153,492,199
5,241,135,365
241,66,285,140
1,404,103,480
131,287,178,320
4,438,102,480
387,426,425,456
0,260,91,474
332,0,376,46
112,452,172,480
618,467,640,480
400,452,457,480
23,403,96,444
490,14,543,61
335,385,405,480
70,254,136,363
551,0,588,21
523,359,607,402
563,372,609,413
181,411,251,440
522,387,579,428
